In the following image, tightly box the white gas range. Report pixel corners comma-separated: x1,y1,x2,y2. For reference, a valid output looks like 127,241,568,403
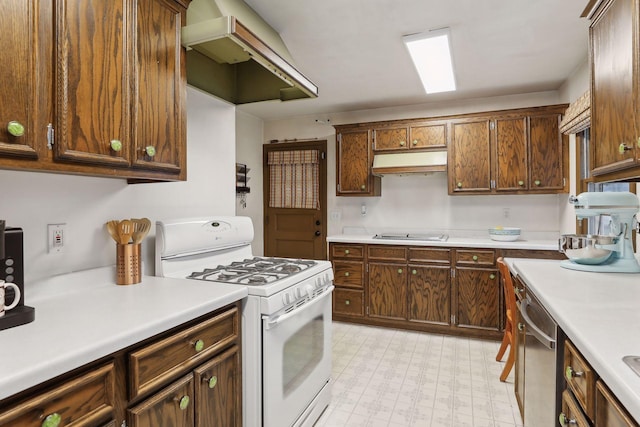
156,216,334,427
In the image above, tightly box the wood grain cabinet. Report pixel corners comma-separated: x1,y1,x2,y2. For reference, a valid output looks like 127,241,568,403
335,127,381,196
372,121,447,151
408,248,451,326
449,106,568,195
330,244,366,318
0,0,189,181
589,0,640,179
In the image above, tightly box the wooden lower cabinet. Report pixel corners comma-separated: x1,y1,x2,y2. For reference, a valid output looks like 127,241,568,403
408,264,451,325
0,303,242,427
454,267,500,331
368,262,407,320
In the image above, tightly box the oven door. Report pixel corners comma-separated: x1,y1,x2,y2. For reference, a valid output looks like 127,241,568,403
262,285,333,427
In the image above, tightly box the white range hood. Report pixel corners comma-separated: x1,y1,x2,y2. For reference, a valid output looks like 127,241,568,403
372,151,448,176
182,0,318,104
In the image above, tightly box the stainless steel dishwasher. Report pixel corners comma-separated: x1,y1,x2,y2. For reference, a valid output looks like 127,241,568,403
518,286,563,426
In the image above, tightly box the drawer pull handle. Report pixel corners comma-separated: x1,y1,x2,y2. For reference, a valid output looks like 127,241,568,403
344,272,350,277
345,299,350,305
559,412,577,425
515,287,524,294
518,180,524,186
41,413,62,427
534,179,541,186
517,322,525,331
178,395,190,410
345,249,350,255
204,375,218,389
144,145,156,157
457,182,463,188
110,139,123,152
619,142,632,154
412,269,417,275
7,120,25,137
565,366,583,380
397,268,403,274
193,339,205,352
472,255,478,261
360,184,366,190
399,140,405,146
489,273,496,279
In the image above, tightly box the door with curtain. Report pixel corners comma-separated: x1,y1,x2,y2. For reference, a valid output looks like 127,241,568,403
263,140,327,259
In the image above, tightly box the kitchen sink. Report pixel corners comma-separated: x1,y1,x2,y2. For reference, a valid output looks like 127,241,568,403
373,233,448,242
623,355,640,377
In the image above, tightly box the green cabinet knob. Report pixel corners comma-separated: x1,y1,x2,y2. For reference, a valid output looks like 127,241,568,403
345,249,350,255
518,180,524,186
41,413,61,427
412,139,418,146
558,412,574,426
565,366,582,380
397,268,403,274
344,271,350,277
534,180,541,186
399,140,405,146
412,269,417,275
489,273,496,279
345,299,350,305
360,184,366,190
619,143,629,154
517,322,524,331
7,121,25,137
194,339,204,352
110,139,122,152
206,376,218,389
144,145,156,157
179,395,190,410
457,182,462,188
472,255,478,261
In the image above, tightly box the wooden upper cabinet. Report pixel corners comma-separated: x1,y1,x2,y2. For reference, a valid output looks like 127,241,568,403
529,114,565,191
55,0,131,167
449,119,492,193
410,122,447,149
132,0,184,174
0,0,45,161
495,117,527,191
336,127,381,196
373,121,447,151
590,0,639,176
373,125,409,151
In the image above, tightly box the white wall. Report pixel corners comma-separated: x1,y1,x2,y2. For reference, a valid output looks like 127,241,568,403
1,87,236,284
238,90,573,247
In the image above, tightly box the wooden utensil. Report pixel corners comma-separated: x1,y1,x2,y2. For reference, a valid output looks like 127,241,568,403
117,219,133,245
131,218,151,244
106,220,120,243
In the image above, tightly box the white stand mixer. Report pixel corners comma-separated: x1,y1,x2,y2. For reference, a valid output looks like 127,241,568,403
560,192,640,273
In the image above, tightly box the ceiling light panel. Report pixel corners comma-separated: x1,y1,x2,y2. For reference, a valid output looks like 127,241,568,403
403,28,456,94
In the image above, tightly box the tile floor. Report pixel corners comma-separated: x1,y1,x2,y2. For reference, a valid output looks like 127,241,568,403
316,322,523,427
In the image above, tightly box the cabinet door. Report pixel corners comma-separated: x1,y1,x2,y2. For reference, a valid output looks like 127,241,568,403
194,346,241,427
409,122,447,149
373,125,409,151
131,0,184,174
495,117,527,191
368,262,407,320
55,0,131,167
336,128,379,195
455,268,500,331
591,0,638,175
408,265,451,325
129,374,195,427
529,114,565,191
0,0,41,160
450,119,492,193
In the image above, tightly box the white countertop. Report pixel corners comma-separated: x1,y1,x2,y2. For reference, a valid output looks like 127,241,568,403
328,234,559,251
0,266,248,401
507,258,640,423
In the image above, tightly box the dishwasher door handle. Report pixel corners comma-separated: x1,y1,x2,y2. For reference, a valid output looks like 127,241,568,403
519,299,556,350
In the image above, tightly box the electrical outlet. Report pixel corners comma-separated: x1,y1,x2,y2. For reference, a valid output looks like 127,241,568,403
503,208,510,219
48,223,66,253
330,211,341,221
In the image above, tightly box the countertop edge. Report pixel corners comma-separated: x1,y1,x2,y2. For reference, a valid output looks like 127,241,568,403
327,234,559,250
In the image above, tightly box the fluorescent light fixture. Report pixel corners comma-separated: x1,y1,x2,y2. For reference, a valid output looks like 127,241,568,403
403,28,456,94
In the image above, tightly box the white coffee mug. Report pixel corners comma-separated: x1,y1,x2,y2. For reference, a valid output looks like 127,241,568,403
0,280,21,317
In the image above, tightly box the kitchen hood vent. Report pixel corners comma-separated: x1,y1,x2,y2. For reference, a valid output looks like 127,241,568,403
182,0,318,104
372,151,448,176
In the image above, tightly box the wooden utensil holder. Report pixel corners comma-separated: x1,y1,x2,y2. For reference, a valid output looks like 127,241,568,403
116,243,141,285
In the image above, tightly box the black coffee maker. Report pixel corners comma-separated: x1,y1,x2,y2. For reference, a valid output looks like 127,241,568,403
0,221,35,330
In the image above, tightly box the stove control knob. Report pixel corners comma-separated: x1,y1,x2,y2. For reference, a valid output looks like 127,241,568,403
296,288,304,299
283,293,291,305
306,284,314,297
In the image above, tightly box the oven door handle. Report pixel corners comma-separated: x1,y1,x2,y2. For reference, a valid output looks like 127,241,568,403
263,285,334,330
519,298,556,350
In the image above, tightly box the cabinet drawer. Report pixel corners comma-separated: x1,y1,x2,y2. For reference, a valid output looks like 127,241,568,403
0,362,115,427
455,249,496,266
561,390,591,427
595,380,638,427
129,306,239,400
564,340,596,421
368,245,407,261
408,247,451,264
331,244,364,259
128,373,194,427
333,260,364,288
333,289,364,317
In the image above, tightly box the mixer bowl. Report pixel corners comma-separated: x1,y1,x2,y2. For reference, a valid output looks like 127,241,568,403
559,234,617,265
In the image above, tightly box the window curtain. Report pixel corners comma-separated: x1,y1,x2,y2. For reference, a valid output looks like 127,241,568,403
560,90,591,134
268,150,320,210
